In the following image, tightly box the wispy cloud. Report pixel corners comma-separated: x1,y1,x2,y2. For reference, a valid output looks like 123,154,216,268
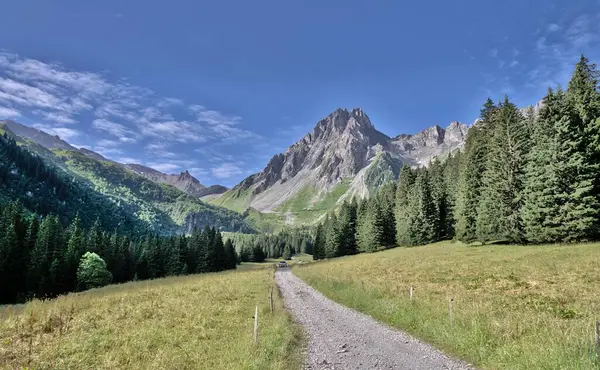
32,124,81,142
547,23,561,32
0,52,266,185
0,106,21,118
529,13,600,90
488,48,498,58
211,162,245,179
92,118,138,142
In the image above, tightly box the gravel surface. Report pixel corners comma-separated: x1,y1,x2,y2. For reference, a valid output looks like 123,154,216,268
276,269,474,370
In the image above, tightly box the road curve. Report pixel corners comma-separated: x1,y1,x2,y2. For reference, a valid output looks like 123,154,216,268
276,268,474,370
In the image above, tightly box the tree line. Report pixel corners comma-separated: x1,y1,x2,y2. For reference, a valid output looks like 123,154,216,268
313,55,600,257
225,228,313,262
0,201,237,304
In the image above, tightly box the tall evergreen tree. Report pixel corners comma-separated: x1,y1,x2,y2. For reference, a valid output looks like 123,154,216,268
395,166,416,245
405,170,437,246
476,96,529,243
521,89,564,242
455,101,497,242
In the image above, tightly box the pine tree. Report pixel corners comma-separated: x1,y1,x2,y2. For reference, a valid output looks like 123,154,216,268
337,200,358,256
223,239,237,269
313,223,326,260
443,151,461,238
455,101,496,242
357,198,385,252
521,89,564,243
429,159,448,240
395,166,416,245
324,212,342,258
553,55,600,241
377,183,396,247
405,170,437,246
476,96,529,243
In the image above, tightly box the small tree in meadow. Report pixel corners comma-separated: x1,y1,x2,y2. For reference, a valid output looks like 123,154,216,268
76,252,112,291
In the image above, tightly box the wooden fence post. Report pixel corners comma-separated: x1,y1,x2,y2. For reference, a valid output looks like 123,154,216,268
254,305,258,344
269,287,274,313
409,286,413,301
449,296,454,327
595,319,599,355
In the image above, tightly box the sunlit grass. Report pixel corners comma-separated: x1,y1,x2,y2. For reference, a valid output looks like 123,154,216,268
295,241,600,369
0,269,302,369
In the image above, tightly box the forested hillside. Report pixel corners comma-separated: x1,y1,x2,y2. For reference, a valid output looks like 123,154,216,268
0,200,237,304
312,55,600,258
0,128,253,235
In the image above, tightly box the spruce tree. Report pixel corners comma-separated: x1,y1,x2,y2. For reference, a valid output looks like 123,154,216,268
313,223,326,260
405,170,437,246
521,89,564,242
337,200,358,256
395,166,416,245
455,101,496,242
476,96,529,243
554,55,600,241
357,198,385,252
324,212,342,258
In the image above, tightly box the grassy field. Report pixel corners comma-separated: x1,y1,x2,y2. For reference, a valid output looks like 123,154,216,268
0,268,302,369
294,241,600,369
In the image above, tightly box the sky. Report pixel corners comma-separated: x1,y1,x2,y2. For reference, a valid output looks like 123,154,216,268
1,0,600,187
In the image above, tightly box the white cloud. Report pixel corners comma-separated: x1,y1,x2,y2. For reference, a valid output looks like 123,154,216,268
140,120,205,142
488,48,498,58
116,156,140,164
96,139,120,147
146,142,176,158
92,118,137,142
32,124,81,142
0,106,20,118
509,60,519,68
547,23,561,32
148,162,180,173
211,162,244,179
35,110,77,124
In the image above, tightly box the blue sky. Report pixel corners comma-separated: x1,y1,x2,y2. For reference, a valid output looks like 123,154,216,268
1,0,599,187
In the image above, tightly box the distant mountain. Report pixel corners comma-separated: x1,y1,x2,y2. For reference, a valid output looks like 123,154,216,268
211,108,468,223
126,164,228,198
0,121,252,234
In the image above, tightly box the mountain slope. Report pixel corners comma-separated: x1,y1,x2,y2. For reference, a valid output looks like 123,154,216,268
0,121,253,234
211,108,468,222
0,120,228,199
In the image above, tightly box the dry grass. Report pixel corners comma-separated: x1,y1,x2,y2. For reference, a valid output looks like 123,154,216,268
295,241,600,369
0,268,302,369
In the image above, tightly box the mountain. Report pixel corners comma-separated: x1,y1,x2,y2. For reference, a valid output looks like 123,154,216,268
0,121,253,234
0,120,228,199
211,108,468,223
126,164,228,198
1,120,77,151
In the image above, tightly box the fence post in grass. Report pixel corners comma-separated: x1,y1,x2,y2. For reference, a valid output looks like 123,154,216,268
595,319,599,355
409,286,413,301
254,305,258,344
269,287,274,313
449,296,454,327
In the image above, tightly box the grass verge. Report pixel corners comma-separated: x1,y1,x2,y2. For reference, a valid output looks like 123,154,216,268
294,241,600,369
0,268,302,369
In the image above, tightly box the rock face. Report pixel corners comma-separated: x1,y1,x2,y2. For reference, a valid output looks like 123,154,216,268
126,164,227,198
215,108,469,213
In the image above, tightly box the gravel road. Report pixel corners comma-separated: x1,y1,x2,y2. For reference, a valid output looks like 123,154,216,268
276,269,473,370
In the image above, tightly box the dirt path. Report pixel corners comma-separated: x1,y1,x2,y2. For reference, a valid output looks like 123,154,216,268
276,269,473,370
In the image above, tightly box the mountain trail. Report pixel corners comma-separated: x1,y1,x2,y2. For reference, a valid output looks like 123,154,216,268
276,269,474,370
